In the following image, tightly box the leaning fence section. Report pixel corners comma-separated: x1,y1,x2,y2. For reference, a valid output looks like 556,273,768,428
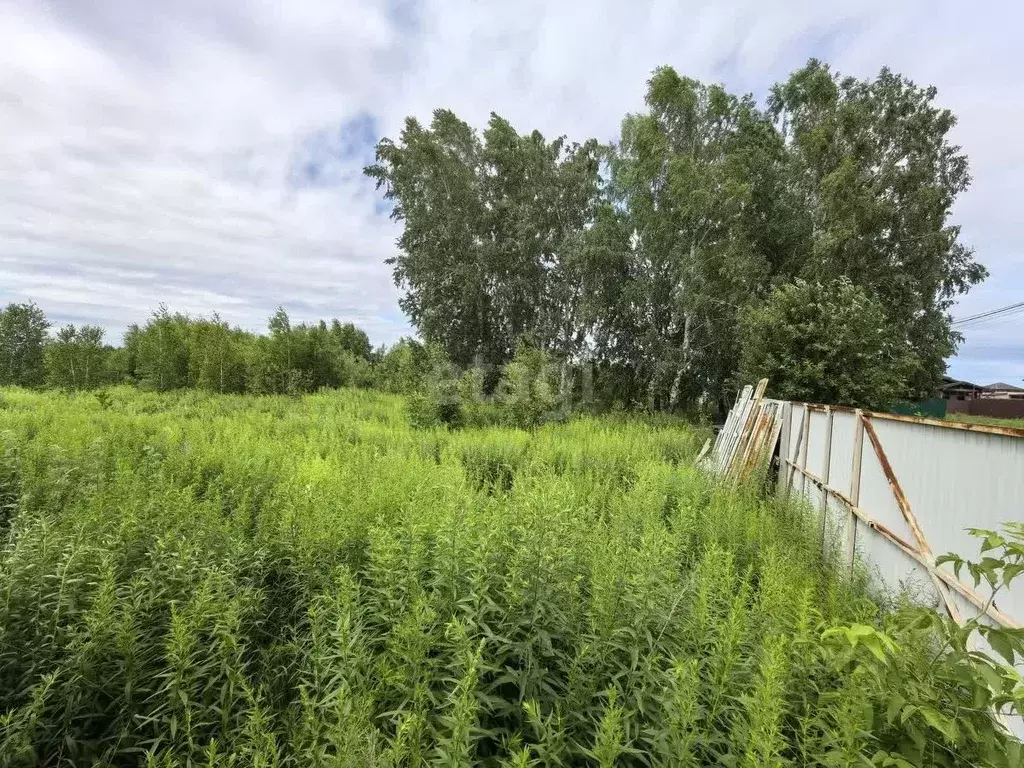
706,378,784,482
777,402,1024,631
709,389,1024,735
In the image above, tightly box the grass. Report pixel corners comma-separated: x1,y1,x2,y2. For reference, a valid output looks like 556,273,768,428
946,413,1024,430
0,386,1018,766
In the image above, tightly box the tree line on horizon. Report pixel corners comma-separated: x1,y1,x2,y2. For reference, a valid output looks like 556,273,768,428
0,301,425,397
0,300,592,428
366,59,987,410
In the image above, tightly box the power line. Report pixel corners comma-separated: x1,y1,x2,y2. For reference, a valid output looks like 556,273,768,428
953,301,1024,325
956,309,1024,331
951,300,1024,328
957,308,1024,329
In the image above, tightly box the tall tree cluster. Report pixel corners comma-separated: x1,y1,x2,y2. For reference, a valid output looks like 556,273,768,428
368,60,986,409
366,113,603,367
44,324,108,391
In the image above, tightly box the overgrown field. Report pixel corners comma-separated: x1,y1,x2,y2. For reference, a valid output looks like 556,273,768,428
0,388,1018,766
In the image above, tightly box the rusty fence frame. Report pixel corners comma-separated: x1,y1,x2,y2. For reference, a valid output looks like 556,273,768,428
778,402,1021,630
708,391,1024,736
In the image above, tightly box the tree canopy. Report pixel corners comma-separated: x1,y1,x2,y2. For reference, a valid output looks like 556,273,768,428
0,301,378,397
0,302,49,388
365,111,602,368
0,60,988,414
737,278,916,408
368,59,986,409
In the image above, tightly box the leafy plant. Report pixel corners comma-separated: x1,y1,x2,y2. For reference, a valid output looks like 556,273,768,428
738,278,917,408
819,525,1024,766
0,387,1018,766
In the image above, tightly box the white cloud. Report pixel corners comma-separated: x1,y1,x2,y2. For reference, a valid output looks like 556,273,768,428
1,0,1019,384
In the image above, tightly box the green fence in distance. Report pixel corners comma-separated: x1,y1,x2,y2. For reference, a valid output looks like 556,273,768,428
888,397,948,419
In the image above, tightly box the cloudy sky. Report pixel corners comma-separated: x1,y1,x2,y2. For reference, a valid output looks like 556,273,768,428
1,0,1020,384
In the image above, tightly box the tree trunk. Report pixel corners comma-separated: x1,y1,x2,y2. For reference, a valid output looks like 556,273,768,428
670,310,693,410
559,360,572,407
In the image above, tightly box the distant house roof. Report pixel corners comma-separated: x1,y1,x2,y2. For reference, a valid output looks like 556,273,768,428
985,382,1024,392
940,376,983,390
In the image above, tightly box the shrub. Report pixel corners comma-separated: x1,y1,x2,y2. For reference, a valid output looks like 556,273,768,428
738,278,916,408
373,338,431,394
495,342,564,428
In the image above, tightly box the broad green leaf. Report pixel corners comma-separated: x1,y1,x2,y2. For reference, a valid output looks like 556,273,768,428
987,630,1016,665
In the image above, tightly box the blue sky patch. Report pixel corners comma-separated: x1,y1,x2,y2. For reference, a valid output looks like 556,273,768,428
290,112,382,188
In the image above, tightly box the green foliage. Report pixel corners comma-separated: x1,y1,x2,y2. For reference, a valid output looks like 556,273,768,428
769,60,985,397
44,324,111,391
0,303,49,388
2,58,991,415
0,387,1015,766
456,367,489,427
406,343,569,431
405,345,469,430
124,305,192,390
494,343,564,428
737,278,916,408
119,306,378,396
371,59,986,411
366,111,602,368
374,338,431,395
188,314,249,394
594,67,796,411
814,525,1024,767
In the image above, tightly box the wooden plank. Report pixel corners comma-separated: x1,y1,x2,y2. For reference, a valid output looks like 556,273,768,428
728,378,768,476
864,409,1024,440
711,387,745,458
777,402,792,500
861,418,933,557
713,385,752,472
781,458,1019,630
785,406,807,496
737,401,783,483
735,401,772,480
733,408,766,480
819,407,834,553
695,438,712,463
845,410,864,573
721,383,757,474
798,404,811,499
777,402,1024,439
762,404,785,484
861,416,963,623
786,461,921,553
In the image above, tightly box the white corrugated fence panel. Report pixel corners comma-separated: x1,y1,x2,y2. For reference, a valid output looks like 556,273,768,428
868,417,1024,624
827,411,857,496
735,391,1024,738
787,404,805,466
762,398,1022,628
805,410,829,479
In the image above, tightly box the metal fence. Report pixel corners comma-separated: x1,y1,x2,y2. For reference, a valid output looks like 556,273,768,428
775,401,1024,736
709,387,1024,734
777,402,1024,628
946,397,1024,420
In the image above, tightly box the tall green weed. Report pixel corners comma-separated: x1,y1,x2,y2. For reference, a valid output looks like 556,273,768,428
0,387,1019,766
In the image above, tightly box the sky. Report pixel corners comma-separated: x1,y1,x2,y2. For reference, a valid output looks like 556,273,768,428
1,0,1020,385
